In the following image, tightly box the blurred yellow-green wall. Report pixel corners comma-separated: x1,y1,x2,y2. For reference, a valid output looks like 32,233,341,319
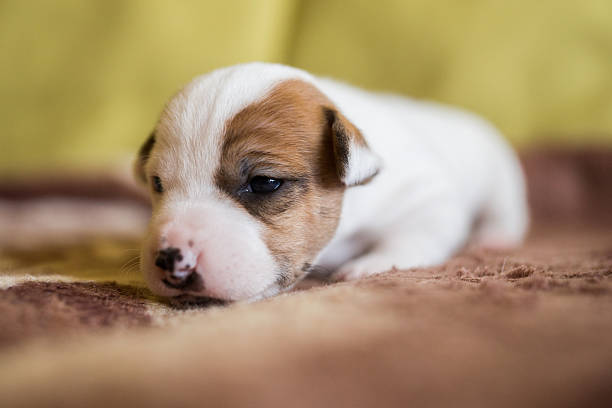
1,0,611,174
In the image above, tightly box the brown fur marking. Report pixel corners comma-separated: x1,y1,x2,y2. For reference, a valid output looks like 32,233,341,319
216,80,347,284
325,108,371,183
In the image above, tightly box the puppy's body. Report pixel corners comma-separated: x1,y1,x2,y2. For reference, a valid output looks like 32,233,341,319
136,63,528,301
314,78,527,279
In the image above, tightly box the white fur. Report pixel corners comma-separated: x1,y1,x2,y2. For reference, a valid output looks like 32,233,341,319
142,62,528,299
342,143,382,186
142,199,278,300
312,78,529,278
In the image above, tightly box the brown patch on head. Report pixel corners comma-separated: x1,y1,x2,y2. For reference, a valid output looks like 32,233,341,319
215,79,346,285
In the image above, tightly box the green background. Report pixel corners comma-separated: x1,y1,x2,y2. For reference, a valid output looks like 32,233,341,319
2,0,611,174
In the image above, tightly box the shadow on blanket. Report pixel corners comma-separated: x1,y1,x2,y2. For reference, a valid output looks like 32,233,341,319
0,149,611,408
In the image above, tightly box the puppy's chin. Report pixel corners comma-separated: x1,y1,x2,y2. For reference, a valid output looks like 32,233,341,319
167,294,227,309
165,284,282,309
142,270,183,298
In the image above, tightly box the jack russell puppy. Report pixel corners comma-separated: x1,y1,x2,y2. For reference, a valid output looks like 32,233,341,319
134,62,528,302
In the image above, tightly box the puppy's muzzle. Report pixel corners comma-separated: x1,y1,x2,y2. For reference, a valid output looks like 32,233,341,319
155,247,203,291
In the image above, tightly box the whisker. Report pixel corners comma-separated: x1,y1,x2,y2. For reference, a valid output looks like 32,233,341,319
119,255,141,275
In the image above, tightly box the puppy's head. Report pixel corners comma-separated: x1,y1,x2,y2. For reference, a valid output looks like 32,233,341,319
135,64,380,301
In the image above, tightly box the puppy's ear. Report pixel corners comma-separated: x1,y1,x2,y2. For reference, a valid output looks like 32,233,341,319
134,132,155,185
325,108,381,186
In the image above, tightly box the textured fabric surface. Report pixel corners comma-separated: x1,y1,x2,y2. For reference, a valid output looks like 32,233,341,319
0,151,611,407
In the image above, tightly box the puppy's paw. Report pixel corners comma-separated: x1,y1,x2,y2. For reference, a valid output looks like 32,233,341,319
333,255,394,281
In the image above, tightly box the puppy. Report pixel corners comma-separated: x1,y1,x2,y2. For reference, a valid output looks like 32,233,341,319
134,63,528,301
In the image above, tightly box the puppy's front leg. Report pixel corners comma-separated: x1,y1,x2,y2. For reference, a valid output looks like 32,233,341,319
333,203,471,281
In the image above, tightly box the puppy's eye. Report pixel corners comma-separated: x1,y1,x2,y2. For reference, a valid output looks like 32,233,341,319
248,176,282,194
152,176,164,193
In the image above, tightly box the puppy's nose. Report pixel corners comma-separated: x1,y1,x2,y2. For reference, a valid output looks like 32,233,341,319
155,247,182,272
155,247,203,291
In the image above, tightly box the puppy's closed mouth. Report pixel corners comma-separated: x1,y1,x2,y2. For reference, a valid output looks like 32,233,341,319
162,270,203,291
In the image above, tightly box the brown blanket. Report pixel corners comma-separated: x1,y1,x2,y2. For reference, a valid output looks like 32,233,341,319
0,150,611,407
